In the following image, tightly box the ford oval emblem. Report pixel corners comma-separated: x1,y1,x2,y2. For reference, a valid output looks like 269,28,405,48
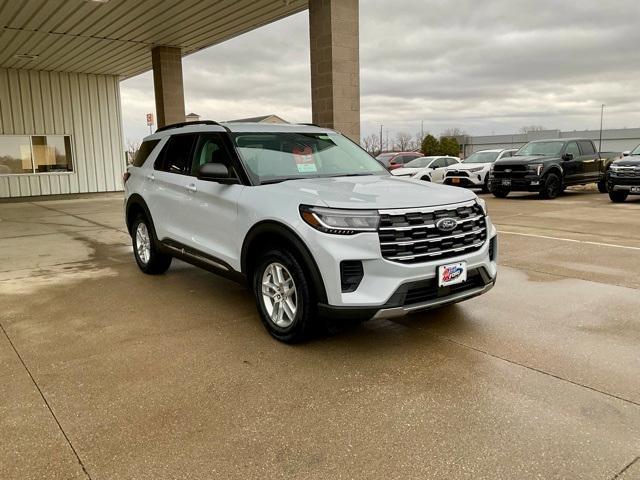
505,169,512,173
436,217,458,232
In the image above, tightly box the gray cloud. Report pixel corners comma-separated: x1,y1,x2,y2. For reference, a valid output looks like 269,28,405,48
121,0,640,143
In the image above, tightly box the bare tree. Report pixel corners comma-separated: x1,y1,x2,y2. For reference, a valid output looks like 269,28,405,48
394,132,413,151
361,134,381,156
519,125,546,134
441,127,467,137
126,138,141,165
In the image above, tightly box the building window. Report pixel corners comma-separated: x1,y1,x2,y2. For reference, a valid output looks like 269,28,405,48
0,135,73,175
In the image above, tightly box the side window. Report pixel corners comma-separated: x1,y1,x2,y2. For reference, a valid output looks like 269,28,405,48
578,141,596,155
133,139,160,167
191,134,236,177
431,158,447,168
565,142,580,157
401,155,416,164
500,151,512,159
155,134,197,175
446,158,458,166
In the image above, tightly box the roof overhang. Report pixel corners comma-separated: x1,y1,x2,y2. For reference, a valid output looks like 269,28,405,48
0,0,308,79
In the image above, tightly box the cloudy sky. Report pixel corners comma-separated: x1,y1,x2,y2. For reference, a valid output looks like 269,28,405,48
120,0,640,144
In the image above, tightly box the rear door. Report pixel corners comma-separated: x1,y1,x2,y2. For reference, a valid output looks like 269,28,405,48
561,141,582,184
146,133,198,244
578,140,600,181
429,157,449,182
187,133,245,266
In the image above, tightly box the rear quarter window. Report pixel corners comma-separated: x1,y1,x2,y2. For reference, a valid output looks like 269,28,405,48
133,139,160,167
578,141,596,155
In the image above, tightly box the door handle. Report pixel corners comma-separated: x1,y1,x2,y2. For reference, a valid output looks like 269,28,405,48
186,183,197,193
146,173,155,182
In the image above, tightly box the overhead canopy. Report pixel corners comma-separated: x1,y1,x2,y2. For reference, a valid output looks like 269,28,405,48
0,0,307,79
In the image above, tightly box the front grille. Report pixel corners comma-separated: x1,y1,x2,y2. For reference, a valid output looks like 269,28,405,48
613,168,640,178
491,164,527,179
378,202,487,264
446,170,470,177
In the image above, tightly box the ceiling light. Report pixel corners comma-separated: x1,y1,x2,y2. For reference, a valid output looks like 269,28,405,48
15,54,39,60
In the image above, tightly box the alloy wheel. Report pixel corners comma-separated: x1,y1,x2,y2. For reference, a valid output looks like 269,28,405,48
261,262,297,328
135,222,151,265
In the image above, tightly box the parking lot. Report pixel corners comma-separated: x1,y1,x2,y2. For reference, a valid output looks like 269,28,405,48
1,188,639,479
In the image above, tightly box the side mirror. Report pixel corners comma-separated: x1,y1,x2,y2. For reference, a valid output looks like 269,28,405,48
197,163,236,184
623,151,630,157
562,153,574,161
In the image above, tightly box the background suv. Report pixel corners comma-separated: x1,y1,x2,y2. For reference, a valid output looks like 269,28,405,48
124,121,498,342
443,149,518,192
375,151,423,170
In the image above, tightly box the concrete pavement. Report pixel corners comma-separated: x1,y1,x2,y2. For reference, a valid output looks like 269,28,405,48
1,190,639,479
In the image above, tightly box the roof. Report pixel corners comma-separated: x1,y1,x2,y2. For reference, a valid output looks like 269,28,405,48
0,0,308,78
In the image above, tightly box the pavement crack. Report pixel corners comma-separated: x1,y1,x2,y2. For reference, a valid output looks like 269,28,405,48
0,321,93,480
611,456,640,479
31,202,128,235
437,335,640,408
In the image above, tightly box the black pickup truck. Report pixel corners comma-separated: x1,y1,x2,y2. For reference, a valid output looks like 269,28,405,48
607,144,640,202
488,138,611,199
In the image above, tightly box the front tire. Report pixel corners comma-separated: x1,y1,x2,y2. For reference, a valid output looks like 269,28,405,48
131,215,172,274
420,175,431,182
492,188,510,198
539,173,562,199
253,249,317,343
609,191,628,203
597,179,608,193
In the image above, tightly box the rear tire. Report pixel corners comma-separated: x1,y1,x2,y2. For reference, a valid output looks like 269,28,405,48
253,249,318,343
609,191,628,203
539,173,562,199
131,215,172,274
597,179,608,193
482,175,490,193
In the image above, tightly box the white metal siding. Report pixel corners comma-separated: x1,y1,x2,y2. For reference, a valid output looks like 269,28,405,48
0,68,124,198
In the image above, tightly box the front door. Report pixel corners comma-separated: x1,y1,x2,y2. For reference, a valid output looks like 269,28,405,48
561,141,582,184
187,133,244,268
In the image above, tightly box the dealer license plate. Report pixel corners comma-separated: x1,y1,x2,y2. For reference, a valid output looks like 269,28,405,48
438,262,467,287
501,179,511,186
631,187,640,193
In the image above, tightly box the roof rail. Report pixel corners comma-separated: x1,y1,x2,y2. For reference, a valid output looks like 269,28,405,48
298,122,321,127
155,120,222,133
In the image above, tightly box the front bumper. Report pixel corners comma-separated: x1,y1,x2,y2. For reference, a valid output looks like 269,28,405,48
306,218,498,320
489,174,541,192
607,173,640,193
444,173,485,188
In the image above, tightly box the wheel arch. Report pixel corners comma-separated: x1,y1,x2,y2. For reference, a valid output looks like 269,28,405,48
125,194,154,236
241,221,328,303
543,164,563,179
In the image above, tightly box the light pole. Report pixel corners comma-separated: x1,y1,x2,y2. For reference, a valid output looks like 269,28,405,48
379,124,383,155
598,104,605,152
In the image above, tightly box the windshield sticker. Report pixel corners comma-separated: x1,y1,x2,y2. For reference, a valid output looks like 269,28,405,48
293,145,318,173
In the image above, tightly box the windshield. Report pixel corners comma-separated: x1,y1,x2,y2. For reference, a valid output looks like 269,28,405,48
516,141,564,157
631,144,640,155
404,157,432,168
233,132,388,184
463,151,500,164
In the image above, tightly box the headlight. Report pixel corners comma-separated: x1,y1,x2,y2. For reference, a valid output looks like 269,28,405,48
526,163,544,175
467,166,484,173
609,164,621,171
300,205,380,235
476,197,488,215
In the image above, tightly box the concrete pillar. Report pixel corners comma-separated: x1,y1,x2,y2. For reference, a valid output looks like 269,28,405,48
309,0,360,142
151,46,185,128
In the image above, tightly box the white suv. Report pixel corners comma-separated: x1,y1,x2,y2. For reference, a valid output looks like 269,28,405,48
124,121,498,342
443,149,518,192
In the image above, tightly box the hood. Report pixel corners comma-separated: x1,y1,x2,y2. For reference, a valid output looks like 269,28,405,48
494,155,555,165
391,167,422,176
614,157,640,166
264,175,477,210
448,163,490,171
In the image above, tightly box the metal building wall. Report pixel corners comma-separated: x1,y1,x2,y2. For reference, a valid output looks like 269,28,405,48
0,68,124,198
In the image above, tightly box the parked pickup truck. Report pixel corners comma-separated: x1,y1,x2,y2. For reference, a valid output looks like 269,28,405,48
607,144,640,202
488,138,612,199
